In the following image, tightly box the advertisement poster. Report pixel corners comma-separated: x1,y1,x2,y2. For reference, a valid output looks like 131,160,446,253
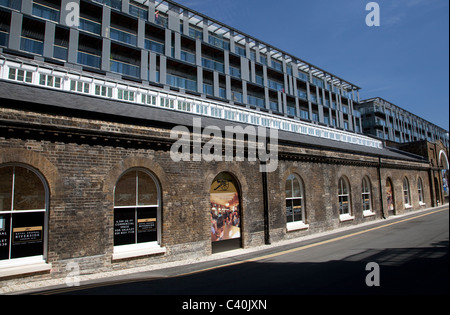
210,174,240,243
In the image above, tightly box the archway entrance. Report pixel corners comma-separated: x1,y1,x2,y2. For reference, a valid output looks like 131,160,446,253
210,172,242,253
386,178,395,215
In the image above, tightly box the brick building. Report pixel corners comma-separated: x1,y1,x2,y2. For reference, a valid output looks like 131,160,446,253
0,0,448,287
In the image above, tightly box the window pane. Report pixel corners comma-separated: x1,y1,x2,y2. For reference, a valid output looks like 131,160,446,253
0,167,13,211
114,208,135,246
286,199,293,223
10,212,44,259
293,198,302,222
137,171,157,206
115,171,137,207
292,177,301,198
137,207,157,243
13,167,45,210
0,213,10,260
285,177,292,198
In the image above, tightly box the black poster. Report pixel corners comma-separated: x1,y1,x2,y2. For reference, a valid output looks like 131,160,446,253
137,207,157,243
0,214,10,260
114,208,135,246
11,212,44,259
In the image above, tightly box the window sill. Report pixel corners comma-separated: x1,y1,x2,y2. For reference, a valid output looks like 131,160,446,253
339,214,355,222
363,210,376,217
112,243,166,261
404,204,412,209
419,202,426,206
287,221,309,232
0,256,52,278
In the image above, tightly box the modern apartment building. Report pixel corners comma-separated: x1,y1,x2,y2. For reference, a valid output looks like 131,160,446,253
0,0,448,290
357,97,449,147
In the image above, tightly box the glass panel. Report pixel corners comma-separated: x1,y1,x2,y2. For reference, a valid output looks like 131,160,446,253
286,199,293,223
292,177,301,198
285,176,293,198
13,167,45,210
137,171,157,206
114,208,135,246
10,212,44,259
0,167,12,211
137,207,157,243
293,198,302,222
115,171,137,207
0,213,10,260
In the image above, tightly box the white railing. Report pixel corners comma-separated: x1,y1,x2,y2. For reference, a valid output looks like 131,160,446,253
0,58,383,149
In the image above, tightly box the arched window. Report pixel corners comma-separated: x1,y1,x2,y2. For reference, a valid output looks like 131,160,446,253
285,174,306,230
418,177,424,204
0,165,47,261
403,177,411,207
386,178,395,213
362,176,373,215
113,169,161,248
338,177,352,219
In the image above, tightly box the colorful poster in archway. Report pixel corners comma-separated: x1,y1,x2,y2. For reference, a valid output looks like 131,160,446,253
386,179,395,211
210,173,241,243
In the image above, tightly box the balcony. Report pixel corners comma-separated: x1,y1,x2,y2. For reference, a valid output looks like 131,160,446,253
79,17,101,35
0,30,8,47
111,59,140,77
145,39,164,54
20,37,44,55
32,2,60,22
53,45,67,61
77,51,101,68
110,27,137,46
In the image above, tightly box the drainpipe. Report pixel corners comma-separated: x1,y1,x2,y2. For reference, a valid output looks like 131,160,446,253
378,156,386,219
261,161,271,245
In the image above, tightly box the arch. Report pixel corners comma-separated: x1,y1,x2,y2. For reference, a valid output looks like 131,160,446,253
386,177,395,214
285,173,306,228
439,150,449,170
338,176,352,217
362,176,373,214
0,163,49,261
113,168,162,247
403,177,411,207
210,172,242,253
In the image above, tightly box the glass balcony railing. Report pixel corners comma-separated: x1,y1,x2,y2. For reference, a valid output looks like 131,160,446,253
20,37,44,55
248,95,265,108
110,27,137,46
79,17,101,35
93,0,121,10
0,30,8,47
167,74,197,92
32,2,60,22
145,39,164,54
208,35,230,51
110,59,140,77
77,51,101,68
53,45,68,61
229,66,241,78
180,50,195,64
129,4,148,20
0,0,21,10
202,57,224,73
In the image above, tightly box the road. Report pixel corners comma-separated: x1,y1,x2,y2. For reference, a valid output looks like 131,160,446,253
32,207,448,296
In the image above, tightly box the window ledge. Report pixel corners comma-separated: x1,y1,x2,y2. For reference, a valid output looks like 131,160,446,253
287,221,309,232
112,243,166,261
363,210,376,217
339,214,355,222
405,204,413,209
0,256,51,278
419,202,426,206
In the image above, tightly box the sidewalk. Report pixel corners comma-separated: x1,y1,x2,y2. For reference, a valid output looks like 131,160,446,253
3,205,449,295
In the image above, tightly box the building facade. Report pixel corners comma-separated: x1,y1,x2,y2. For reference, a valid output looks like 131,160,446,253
0,0,448,289
357,97,449,147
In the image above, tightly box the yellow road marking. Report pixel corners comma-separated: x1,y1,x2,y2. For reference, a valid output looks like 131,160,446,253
33,207,448,295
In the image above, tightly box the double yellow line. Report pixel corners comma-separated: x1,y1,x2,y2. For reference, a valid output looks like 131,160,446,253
33,207,448,295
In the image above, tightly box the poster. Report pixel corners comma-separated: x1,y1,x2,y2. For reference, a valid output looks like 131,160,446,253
210,174,240,243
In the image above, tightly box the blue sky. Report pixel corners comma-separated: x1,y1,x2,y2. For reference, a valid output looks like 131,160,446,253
174,0,449,131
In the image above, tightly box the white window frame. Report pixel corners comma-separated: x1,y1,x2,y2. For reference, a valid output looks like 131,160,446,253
403,177,412,208
285,174,308,231
338,177,354,221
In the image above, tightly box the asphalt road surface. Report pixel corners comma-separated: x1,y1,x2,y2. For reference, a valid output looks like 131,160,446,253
32,207,449,296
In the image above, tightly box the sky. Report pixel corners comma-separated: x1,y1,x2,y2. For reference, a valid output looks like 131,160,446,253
174,0,449,131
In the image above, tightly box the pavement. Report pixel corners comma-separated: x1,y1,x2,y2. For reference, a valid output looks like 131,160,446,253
3,204,449,295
